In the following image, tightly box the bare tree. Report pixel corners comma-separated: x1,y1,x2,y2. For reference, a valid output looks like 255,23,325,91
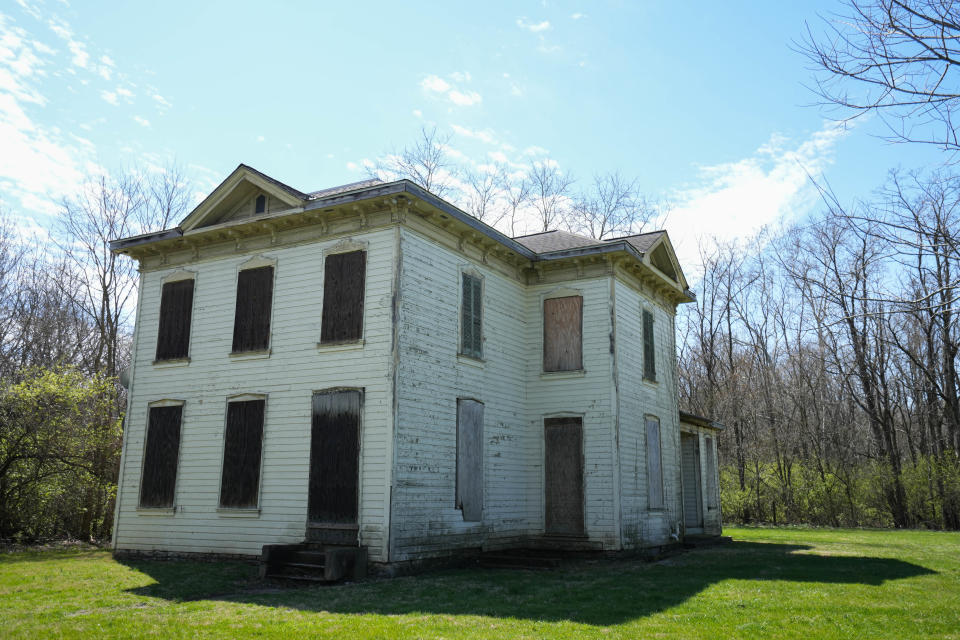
529,161,574,232
500,167,532,237
463,167,504,226
370,126,459,199
568,172,669,239
56,166,191,377
800,0,960,150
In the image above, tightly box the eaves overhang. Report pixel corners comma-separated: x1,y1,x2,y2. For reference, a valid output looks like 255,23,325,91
109,176,695,304
679,410,726,431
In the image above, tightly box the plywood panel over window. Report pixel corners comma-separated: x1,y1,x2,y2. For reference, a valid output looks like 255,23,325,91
309,390,361,524
543,295,583,372
456,398,484,522
646,416,663,509
642,309,656,381
219,399,265,508
139,405,183,508
460,274,483,358
232,267,274,353
155,280,194,361
705,436,718,509
320,250,366,344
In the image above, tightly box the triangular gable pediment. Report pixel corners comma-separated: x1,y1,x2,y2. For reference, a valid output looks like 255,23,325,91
644,233,688,291
179,165,306,232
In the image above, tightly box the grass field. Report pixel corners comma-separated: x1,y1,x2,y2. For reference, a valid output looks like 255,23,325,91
1,527,958,639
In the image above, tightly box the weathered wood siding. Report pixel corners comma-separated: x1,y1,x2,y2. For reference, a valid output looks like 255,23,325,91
390,227,536,560
614,276,683,548
113,228,396,560
526,277,618,549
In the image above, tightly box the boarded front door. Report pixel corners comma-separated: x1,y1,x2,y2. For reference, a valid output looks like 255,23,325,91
544,417,584,535
309,390,361,524
681,432,703,530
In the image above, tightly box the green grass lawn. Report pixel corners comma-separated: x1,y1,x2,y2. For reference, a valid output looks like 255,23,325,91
1,527,958,639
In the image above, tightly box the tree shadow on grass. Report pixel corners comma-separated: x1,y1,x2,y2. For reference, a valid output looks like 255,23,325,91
120,541,936,627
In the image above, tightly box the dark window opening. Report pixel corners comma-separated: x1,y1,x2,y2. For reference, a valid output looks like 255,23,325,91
139,405,183,508
646,416,663,509
320,250,366,344
460,274,483,358
232,266,274,353
219,398,265,508
309,390,361,523
456,398,484,521
543,295,583,372
155,279,194,361
642,309,656,381
255,194,266,214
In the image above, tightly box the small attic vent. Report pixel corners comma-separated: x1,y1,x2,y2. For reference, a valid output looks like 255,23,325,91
255,194,266,214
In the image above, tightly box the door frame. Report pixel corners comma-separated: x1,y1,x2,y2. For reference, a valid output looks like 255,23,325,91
543,415,585,536
307,387,364,528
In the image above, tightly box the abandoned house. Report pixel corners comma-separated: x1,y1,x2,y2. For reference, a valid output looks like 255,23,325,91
109,164,723,575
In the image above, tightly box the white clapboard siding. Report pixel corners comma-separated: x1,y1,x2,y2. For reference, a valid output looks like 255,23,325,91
391,228,536,561
524,277,618,549
614,277,684,547
114,228,396,561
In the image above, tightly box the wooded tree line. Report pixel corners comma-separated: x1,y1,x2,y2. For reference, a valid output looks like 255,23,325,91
0,167,189,542
679,169,960,529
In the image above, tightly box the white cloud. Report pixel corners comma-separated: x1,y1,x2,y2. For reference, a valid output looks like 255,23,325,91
523,145,549,156
668,122,849,268
412,108,422,118
100,89,117,105
448,89,482,106
133,115,150,127
419,72,482,108
152,92,171,108
571,12,586,20
256,135,265,142
517,18,551,32
346,161,359,171
420,74,450,93
451,124,496,144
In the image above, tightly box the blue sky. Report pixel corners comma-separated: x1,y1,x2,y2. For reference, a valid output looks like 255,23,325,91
0,0,944,267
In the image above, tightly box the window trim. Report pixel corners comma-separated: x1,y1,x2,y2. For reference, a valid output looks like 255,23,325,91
645,414,664,511
642,307,657,383
137,399,186,511
319,241,368,345
458,269,484,360
542,290,584,373
455,397,485,523
154,270,197,364
217,393,268,512
231,256,277,355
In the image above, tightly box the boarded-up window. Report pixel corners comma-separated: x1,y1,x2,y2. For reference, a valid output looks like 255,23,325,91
309,390,361,524
219,398,265,508
320,251,366,344
705,435,718,509
460,274,483,358
543,295,583,372
155,279,194,361
255,194,266,214
642,309,656,381
646,416,663,509
456,399,484,522
139,405,183,508
232,266,274,353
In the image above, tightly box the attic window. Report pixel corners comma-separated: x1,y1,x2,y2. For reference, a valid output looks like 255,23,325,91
255,194,267,215
232,266,274,353
320,250,366,344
